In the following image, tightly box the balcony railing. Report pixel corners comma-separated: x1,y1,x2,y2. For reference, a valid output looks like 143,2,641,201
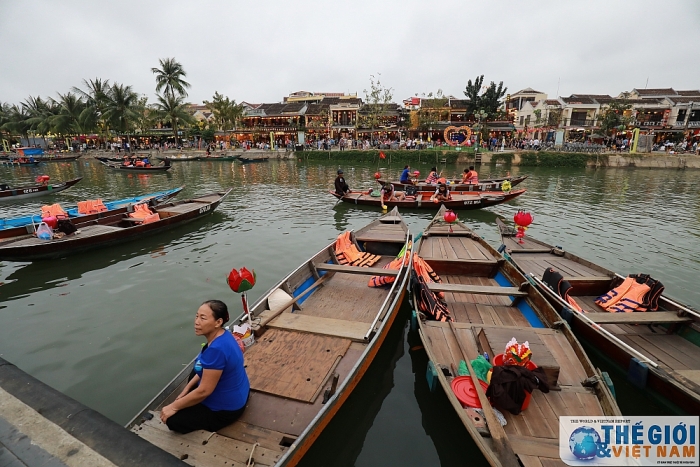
567,119,596,127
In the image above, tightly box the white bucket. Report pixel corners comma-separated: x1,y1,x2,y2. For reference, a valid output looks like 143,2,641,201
242,334,255,348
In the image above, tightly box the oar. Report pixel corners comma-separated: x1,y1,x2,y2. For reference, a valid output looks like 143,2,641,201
255,274,331,329
448,321,520,467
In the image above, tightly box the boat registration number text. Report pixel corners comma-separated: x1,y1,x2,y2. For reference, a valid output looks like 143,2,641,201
199,205,211,214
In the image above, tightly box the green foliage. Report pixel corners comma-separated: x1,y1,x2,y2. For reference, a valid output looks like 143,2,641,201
489,153,514,165
360,73,393,134
152,58,191,98
464,75,507,116
204,91,244,131
417,90,449,129
150,93,194,144
518,151,599,167
599,92,633,135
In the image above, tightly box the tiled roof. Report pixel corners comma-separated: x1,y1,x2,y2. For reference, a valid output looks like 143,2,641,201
449,99,469,108
304,103,327,115
571,94,612,99
676,90,700,97
666,96,700,104
561,96,597,105
544,99,561,106
514,87,543,94
634,88,676,96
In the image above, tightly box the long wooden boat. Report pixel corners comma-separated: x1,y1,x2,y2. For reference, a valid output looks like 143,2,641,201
0,177,82,201
198,154,241,161
331,188,526,210
127,207,412,467
36,154,82,162
0,186,183,235
99,158,172,172
497,218,700,414
156,154,202,162
0,159,41,166
379,175,528,192
0,189,228,261
239,155,270,163
411,206,620,467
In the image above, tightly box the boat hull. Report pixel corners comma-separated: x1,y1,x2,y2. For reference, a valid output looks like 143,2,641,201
0,190,228,261
331,189,526,210
0,177,82,201
380,175,528,192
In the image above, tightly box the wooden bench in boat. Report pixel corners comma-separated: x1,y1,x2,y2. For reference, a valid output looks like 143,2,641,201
563,276,613,285
427,283,527,296
314,263,399,276
585,311,692,324
267,312,369,341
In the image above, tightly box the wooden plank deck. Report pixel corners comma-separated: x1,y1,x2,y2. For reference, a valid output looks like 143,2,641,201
267,312,369,341
244,329,351,402
419,235,498,262
1,224,123,246
509,252,602,279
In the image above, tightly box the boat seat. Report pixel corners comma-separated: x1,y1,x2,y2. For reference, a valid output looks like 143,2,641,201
266,313,369,341
585,311,692,324
314,263,399,276
426,283,527,296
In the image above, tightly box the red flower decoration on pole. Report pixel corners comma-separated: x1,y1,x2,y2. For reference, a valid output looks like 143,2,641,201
513,210,533,244
443,209,458,233
374,172,381,180
227,267,256,320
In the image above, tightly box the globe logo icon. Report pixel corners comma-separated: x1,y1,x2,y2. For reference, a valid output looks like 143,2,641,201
569,426,601,460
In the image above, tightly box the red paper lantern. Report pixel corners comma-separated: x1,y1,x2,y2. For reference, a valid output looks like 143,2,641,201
374,172,381,179
443,209,457,224
413,170,420,176
35,175,50,184
513,210,533,244
227,267,256,293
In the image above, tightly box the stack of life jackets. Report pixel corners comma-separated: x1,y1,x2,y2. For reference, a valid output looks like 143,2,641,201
595,274,664,313
411,254,451,322
368,241,412,288
334,231,380,267
77,199,108,215
128,203,160,224
542,268,584,313
41,203,68,220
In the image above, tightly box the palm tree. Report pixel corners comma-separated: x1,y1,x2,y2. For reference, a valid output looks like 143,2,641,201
151,58,191,98
2,104,31,146
151,93,194,147
73,78,111,146
103,83,141,150
52,92,87,137
24,96,58,147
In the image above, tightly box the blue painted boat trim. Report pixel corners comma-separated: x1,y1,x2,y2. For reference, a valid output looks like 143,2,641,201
0,187,182,229
292,270,328,306
494,271,545,328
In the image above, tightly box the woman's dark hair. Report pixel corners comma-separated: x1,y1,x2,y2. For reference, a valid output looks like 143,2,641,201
431,167,437,172
439,183,447,192
202,299,229,324
463,168,469,173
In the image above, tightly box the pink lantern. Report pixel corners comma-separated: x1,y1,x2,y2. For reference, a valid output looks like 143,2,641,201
513,210,533,244
227,267,256,320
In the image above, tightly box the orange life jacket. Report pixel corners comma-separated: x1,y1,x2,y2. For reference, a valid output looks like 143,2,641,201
607,278,653,313
41,203,68,219
467,170,478,184
412,253,444,299
595,275,636,309
368,250,410,287
334,231,380,267
129,203,160,224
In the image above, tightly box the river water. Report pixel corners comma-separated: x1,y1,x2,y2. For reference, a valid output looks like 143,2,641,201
1,157,698,466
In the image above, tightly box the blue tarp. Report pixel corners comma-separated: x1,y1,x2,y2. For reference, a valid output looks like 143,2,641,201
18,147,44,156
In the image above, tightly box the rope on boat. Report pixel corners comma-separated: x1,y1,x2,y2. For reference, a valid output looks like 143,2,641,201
247,442,259,467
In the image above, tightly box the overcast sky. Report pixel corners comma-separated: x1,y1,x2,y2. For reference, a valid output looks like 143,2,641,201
1,0,699,107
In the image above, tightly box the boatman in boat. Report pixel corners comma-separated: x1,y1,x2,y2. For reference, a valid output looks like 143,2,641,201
161,300,250,434
334,169,351,196
400,165,413,184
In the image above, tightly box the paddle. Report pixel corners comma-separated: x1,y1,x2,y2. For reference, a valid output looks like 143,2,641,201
448,321,520,467
255,274,331,330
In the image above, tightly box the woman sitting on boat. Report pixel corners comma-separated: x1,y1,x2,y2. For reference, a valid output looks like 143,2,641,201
431,183,451,203
161,300,250,434
380,182,405,205
462,166,478,184
426,167,439,184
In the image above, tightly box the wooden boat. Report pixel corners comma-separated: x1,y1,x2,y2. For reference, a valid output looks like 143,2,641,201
331,188,526,210
36,154,82,162
0,189,226,261
156,154,201,162
411,206,620,467
127,207,412,467
497,218,700,414
379,175,528,193
239,154,270,163
1,159,41,166
99,158,172,172
0,177,82,201
0,186,184,240
198,154,241,161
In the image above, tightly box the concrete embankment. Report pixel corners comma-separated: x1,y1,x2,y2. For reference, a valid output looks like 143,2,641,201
0,357,185,466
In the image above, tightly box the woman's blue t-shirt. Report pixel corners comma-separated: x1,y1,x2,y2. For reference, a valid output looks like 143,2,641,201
194,331,250,411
